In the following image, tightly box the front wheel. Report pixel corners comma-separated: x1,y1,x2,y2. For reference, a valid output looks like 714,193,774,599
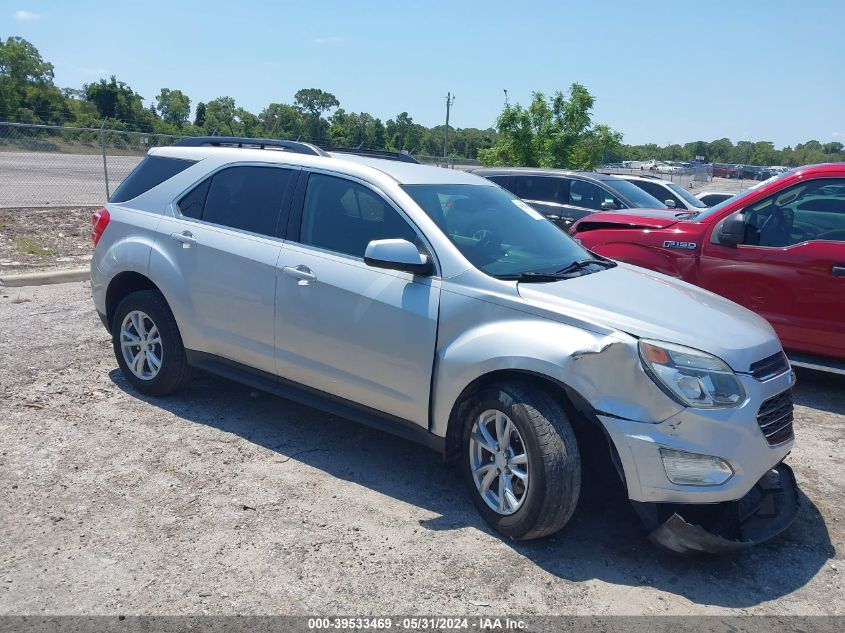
460,381,581,540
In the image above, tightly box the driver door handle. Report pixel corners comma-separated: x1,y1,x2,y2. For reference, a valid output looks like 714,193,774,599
170,231,196,247
832,265,845,277
282,265,317,285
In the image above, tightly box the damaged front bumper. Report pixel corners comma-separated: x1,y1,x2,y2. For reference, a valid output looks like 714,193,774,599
631,463,799,554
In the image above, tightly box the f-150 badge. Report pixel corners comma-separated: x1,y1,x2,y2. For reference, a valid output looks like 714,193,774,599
663,240,697,250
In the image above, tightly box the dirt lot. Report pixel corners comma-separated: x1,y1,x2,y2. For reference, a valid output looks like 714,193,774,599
0,207,93,276
0,281,842,615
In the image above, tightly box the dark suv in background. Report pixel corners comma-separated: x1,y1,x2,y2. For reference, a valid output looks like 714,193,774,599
471,168,666,229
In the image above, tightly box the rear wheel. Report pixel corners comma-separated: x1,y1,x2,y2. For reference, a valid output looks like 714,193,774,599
112,290,191,396
460,381,581,540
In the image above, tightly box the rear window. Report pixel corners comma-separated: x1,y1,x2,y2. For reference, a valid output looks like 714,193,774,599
110,156,195,203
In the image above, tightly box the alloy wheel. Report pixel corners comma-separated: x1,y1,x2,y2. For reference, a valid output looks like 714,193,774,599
119,310,162,381
469,409,529,515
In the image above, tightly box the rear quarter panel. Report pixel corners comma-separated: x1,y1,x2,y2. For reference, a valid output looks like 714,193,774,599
91,205,162,315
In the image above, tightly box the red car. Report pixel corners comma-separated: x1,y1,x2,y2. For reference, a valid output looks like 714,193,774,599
571,163,845,373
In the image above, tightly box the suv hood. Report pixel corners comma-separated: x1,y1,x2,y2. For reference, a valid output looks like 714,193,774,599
517,263,781,372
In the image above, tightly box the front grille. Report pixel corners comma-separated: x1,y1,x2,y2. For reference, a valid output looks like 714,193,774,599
750,351,790,381
757,389,794,446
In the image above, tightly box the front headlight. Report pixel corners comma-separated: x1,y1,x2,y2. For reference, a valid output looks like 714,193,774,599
639,339,746,408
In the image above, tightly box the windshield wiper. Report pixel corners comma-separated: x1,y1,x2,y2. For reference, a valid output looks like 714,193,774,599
554,258,616,275
494,271,574,282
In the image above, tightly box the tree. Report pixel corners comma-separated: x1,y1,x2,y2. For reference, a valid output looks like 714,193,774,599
83,75,152,128
203,96,238,135
260,103,304,139
194,101,206,127
293,88,339,141
156,88,191,128
0,36,58,121
478,83,621,170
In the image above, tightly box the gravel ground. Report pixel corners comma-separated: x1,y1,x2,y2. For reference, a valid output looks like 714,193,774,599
0,282,842,616
0,207,93,275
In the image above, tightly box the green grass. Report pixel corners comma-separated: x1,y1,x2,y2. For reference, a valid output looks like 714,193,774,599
14,236,53,257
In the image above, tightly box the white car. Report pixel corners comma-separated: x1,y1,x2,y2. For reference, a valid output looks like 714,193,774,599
696,191,737,206
656,162,684,174
618,174,708,212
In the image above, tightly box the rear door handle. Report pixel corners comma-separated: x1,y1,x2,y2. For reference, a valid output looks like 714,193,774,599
170,231,197,247
833,265,845,277
282,265,317,285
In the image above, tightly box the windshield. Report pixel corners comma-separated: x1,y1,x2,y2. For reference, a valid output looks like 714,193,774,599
605,179,667,208
666,182,707,208
694,169,798,220
402,184,594,278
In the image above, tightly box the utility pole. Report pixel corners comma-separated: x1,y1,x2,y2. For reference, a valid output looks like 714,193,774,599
443,92,455,160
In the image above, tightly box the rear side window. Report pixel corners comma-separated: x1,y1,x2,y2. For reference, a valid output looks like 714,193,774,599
512,175,569,204
110,156,195,203
177,179,210,219
178,166,294,236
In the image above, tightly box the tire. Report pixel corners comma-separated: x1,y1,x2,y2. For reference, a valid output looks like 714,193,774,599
111,289,191,396
460,381,581,540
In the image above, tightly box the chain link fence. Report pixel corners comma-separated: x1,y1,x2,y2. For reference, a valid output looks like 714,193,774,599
0,122,483,209
0,122,183,208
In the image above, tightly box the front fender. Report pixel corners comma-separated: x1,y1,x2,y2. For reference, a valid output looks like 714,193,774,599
587,240,686,279
431,312,684,438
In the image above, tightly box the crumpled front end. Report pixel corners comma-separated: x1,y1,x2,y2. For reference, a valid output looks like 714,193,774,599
632,463,799,555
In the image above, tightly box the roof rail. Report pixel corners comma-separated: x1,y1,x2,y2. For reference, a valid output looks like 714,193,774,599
325,146,420,164
176,136,329,157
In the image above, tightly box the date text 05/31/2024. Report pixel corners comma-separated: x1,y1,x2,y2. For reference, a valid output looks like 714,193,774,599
307,617,528,630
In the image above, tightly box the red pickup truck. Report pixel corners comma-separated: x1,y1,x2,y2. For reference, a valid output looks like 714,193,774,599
571,163,845,373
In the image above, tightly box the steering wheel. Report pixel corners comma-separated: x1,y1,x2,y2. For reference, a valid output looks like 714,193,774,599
473,228,502,251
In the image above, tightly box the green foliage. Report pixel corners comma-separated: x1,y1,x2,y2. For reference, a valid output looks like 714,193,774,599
294,88,339,142
156,88,191,128
83,75,155,130
193,102,206,127
478,84,622,170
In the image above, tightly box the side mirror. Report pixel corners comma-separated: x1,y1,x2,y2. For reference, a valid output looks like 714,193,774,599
665,199,676,208
718,213,746,246
364,239,433,275
600,200,618,211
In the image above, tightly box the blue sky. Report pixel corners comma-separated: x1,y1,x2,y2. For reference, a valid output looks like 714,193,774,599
4,0,843,147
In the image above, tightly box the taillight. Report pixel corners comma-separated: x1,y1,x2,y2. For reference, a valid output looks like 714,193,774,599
91,208,110,246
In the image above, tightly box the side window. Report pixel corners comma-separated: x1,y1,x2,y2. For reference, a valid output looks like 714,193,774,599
200,166,294,236
569,180,617,210
299,173,419,258
637,181,672,205
741,178,845,247
512,176,568,204
177,179,210,219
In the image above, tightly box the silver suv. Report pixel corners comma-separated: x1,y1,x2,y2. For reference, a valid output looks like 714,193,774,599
90,137,799,554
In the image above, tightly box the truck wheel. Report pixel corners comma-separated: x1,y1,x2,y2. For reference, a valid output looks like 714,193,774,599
460,381,581,540
112,290,191,396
